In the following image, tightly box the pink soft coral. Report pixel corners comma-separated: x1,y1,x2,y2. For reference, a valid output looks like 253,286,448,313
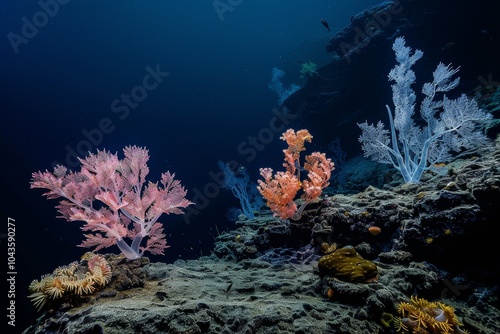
31,146,193,260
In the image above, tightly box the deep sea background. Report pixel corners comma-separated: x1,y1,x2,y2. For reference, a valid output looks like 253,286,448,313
1,0,385,328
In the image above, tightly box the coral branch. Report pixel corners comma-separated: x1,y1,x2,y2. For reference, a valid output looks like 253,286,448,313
258,129,334,220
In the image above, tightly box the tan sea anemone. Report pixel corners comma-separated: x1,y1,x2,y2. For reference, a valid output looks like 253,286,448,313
28,253,112,311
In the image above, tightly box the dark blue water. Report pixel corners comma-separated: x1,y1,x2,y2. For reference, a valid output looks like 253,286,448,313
1,0,384,328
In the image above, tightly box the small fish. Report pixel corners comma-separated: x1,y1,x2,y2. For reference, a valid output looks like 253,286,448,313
321,19,330,32
226,283,233,293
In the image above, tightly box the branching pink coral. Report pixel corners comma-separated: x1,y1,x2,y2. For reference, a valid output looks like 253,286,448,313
31,146,193,260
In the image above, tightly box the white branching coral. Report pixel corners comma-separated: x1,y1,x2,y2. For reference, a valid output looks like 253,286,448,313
358,37,492,183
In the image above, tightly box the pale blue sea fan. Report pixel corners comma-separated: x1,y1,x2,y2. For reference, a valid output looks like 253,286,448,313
218,161,263,219
268,67,301,105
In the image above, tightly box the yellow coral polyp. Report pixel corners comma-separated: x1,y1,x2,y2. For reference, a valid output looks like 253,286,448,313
45,278,65,299
28,292,48,311
393,316,408,332
28,274,51,293
28,253,112,311
53,261,78,277
79,278,96,295
394,296,469,334
380,312,394,327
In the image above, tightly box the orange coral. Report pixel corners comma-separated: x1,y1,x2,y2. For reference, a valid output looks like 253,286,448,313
257,168,301,220
258,129,334,220
281,129,312,176
280,129,312,158
301,152,334,202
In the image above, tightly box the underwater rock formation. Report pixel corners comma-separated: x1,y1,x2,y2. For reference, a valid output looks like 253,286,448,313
283,0,500,152
23,126,500,334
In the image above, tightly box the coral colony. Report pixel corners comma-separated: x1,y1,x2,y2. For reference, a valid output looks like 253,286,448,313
358,37,491,183
257,129,334,220
30,146,193,260
28,253,112,311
